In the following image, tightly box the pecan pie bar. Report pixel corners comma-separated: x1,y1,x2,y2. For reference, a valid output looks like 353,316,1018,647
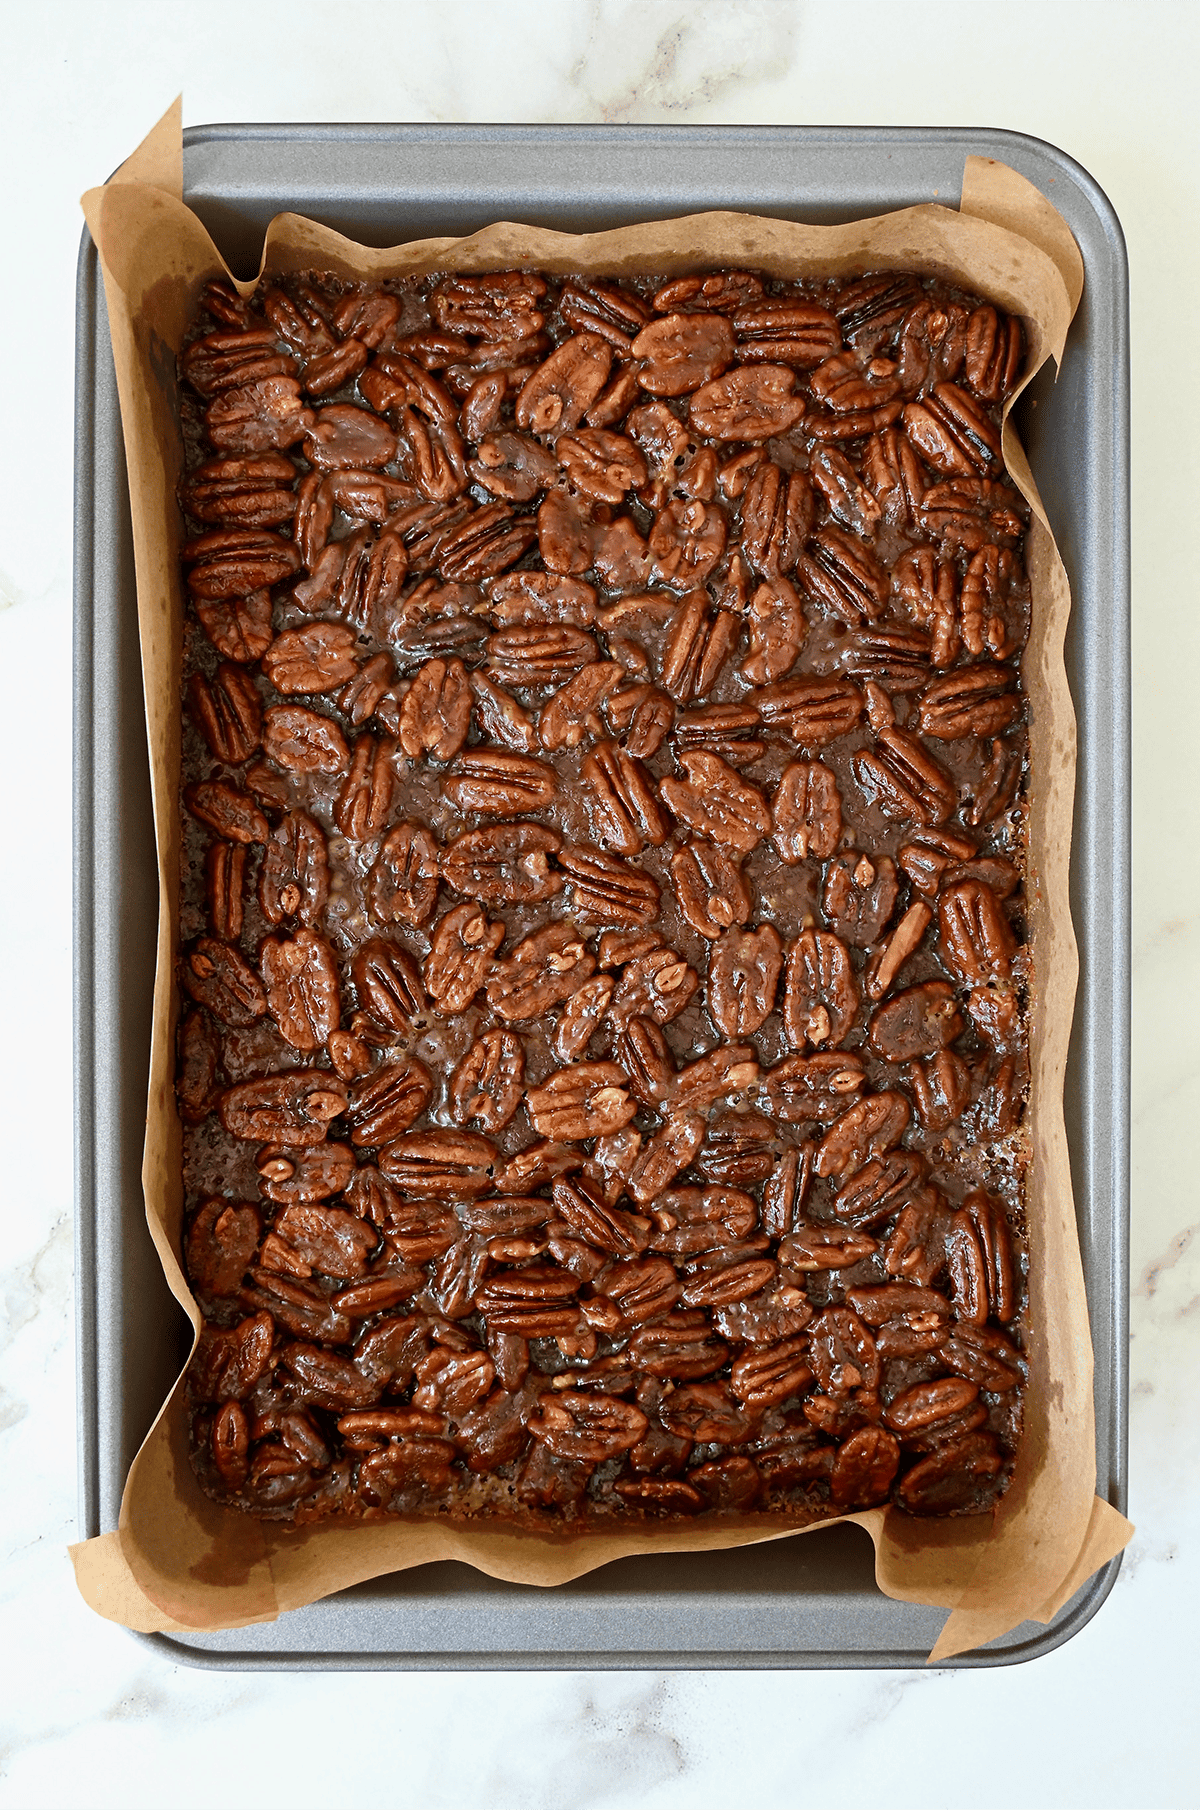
176,267,1030,1526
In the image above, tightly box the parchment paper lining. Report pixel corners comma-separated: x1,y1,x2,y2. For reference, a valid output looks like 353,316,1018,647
72,100,1131,1662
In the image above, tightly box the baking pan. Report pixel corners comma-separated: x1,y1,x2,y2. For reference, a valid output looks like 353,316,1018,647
74,124,1129,1668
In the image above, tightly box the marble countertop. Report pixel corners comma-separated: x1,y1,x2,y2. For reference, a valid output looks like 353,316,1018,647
2,2,1196,1803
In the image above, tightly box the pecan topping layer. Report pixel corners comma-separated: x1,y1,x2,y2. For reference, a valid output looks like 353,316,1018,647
177,264,1031,1531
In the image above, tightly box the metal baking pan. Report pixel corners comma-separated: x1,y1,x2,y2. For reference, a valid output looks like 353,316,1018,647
74,123,1129,1669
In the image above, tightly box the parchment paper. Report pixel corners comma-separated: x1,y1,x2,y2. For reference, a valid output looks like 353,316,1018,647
72,100,1131,1661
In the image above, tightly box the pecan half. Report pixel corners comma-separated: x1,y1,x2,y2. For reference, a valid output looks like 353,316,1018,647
688,366,807,439
379,1130,497,1199
755,675,863,745
538,661,624,752
707,925,783,1039
187,663,262,764
262,621,360,695
650,498,728,590
256,1142,355,1206
739,578,806,686
557,844,661,926
964,1189,1017,1323
811,448,882,540
559,280,650,347
470,430,561,503
441,750,558,816
195,590,275,664
853,726,956,827
526,1063,636,1141
259,811,330,927
918,664,1021,740
260,929,341,1052
262,704,349,775
441,823,562,904
695,1109,776,1186
862,900,933,1000
728,1338,813,1411
772,760,842,862
669,838,752,939
583,742,670,854
487,623,598,689
334,735,396,840
672,702,763,767
367,823,441,927
964,305,1023,403
837,277,925,349
469,671,539,753
352,937,427,1030
863,428,927,526
424,903,505,1012
795,527,889,624
431,272,547,342
552,1174,650,1257
615,1016,676,1108
893,546,959,668
658,1379,756,1439
270,1203,377,1280
815,1091,911,1179
320,532,408,637
779,1222,877,1273
631,312,735,395
555,975,617,1060
869,981,962,1061
303,404,398,474
734,298,840,366
182,327,295,398
186,1200,262,1297
537,485,594,575
822,850,899,948
895,299,968,394
205,842,245,941
486,923,595,1022
625,1113,706,1206
185,780,269,846
740,462,813,576
515,334,613,438
909,1049,972,1133
833,1152,929,1227
609,946,700,1029
903,382,1002,476
390,608,486,672
760,1051,865,1124
830,1426,901,1508
397,657,472,761
660,751,771,854
192,1311,275,1402
205,376,313,454
809,349,904,414
219,1072,346,1147
759,1143,813,1240
808,1306,881,1395
176,1009,219,1125
654,271,764,315
937,880,1016,985
345,1059,433,1147
552,431,645,512
917,477,1026,554
627,1318,731,1381
449,1029,526,1133
659,591,739,702
527,1392,646,1463
783,930,858,1050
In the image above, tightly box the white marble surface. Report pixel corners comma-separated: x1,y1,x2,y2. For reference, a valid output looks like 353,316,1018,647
1,1,1197,1803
